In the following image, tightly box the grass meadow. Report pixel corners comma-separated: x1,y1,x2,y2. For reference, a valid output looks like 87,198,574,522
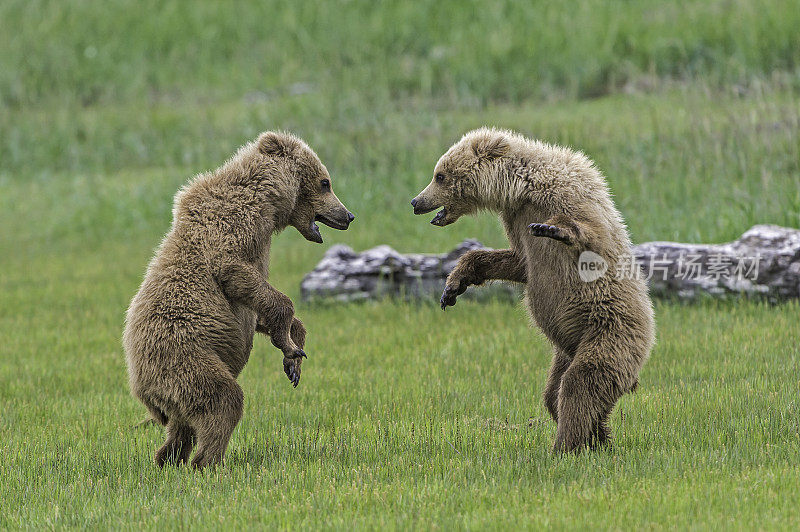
1,0,799,528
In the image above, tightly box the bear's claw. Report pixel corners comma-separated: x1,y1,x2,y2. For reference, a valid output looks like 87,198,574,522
283,358,302,387
440,291,455,309
528,223,571,244
440,283,467,310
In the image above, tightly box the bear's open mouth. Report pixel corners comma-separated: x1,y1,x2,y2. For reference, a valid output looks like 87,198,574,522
430,208,447,226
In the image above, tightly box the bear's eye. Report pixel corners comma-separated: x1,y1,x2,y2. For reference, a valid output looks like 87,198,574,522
435,173,446,184
321,179,331,191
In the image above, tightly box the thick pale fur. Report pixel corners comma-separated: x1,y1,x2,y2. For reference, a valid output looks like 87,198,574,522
123,131,352,469
413,127,655,452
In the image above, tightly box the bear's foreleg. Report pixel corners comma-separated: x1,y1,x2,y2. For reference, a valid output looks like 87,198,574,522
440,249,526,309
217,260,305,360
258,315,306,387
284,318,306,387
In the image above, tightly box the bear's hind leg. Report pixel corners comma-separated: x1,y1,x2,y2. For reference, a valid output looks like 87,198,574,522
188,376,244,470
155,420,195,467
543,349,572,423
591,406,613,449
554,345,629,453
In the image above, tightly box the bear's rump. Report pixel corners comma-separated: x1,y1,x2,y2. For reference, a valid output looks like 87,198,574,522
125,279,255,391
130,344,239,422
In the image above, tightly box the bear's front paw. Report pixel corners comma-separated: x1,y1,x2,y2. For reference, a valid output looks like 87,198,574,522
440,281,468,310
282,343,307,361
283,355,303,387
528,223,572,244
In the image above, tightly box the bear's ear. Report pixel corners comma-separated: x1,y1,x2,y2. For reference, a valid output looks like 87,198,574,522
471,133,510,161
257,131,301,158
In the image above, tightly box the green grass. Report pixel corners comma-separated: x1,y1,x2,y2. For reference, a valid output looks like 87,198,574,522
1,0,800,529
3,0,800,109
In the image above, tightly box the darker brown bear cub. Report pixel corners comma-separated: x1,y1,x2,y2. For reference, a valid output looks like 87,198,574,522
124,132,353,469
412,128,655,453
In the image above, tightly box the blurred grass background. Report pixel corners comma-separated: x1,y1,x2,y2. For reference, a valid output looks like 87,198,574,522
1,0,799,528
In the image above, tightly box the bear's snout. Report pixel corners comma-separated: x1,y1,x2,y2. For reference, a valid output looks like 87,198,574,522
411,196,438,215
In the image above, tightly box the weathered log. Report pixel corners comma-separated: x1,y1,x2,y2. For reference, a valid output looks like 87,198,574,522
300,239,518,302
634,224,800,301
300,225,800,302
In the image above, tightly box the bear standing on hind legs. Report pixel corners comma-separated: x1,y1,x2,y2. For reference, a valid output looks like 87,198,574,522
412,128,655,452
123,131,354,469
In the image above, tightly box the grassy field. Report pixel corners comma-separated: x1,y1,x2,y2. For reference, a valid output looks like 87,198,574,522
1,0,800,529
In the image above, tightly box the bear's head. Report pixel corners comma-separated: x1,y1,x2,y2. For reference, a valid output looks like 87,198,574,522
258,131,354,243
411,128,510,227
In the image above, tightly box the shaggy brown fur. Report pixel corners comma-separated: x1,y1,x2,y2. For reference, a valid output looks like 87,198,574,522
123,131,353,468
412,127,655,453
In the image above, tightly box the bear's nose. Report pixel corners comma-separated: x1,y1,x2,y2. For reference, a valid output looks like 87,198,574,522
347,212,355,223
411,198,418,208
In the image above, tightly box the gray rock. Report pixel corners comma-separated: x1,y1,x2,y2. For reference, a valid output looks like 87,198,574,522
300,225,800,303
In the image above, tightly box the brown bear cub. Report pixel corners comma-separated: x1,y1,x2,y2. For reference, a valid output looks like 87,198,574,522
124,131,353,468
412,128,655,453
